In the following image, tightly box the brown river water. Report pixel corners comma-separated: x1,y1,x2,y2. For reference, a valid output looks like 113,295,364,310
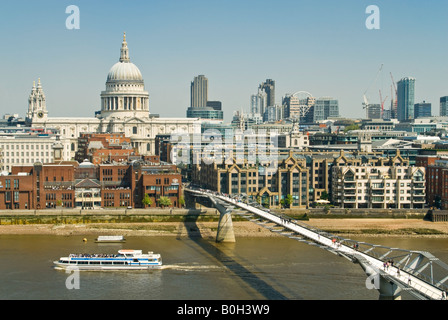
1,234,448,300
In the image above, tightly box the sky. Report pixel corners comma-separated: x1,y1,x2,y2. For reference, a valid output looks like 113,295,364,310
0,0,447,122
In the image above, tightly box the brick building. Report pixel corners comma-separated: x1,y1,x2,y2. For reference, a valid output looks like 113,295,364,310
76,133,137,165
427,159,448,209
0,159,182,210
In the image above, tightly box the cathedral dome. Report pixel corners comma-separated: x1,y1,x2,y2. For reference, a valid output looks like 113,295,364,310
100,33,150,119
107,61,143,82
106,33,143,83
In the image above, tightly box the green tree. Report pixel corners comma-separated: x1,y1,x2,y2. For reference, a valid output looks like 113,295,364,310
285,194,293,208
343,124,359,133
142,193,152,208
320,191,329,200
262,197,270,208
157,196,172,208
179,196,185,208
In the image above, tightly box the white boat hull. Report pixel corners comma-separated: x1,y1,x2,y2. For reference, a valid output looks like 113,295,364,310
54,261,162,270
54,249,162,271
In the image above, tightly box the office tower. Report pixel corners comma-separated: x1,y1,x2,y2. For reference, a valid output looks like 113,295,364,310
311,98,339,122
206,101,222,111
187,75,223,121
263,105,281,122
440,96,448,116
259,79,275,107
414,101,431,118
282,94,316,122
251,89,267,116
190,75,208,108
367,104,381,119
382,109,391,120
397,77,415,122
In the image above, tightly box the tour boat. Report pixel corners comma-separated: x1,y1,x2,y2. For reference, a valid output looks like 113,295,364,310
54,249,162,270
95,235,126,243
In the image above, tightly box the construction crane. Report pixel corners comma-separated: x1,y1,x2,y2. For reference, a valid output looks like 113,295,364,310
379,89,388,119
390,72,398,117
363,64,383,118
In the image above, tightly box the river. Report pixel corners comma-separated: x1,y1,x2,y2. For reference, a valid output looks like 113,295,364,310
1,234,448,300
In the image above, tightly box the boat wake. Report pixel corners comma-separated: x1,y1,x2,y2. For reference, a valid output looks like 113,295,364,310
161,263,223,272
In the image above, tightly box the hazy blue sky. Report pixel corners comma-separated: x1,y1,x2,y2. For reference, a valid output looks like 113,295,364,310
0,0,447,122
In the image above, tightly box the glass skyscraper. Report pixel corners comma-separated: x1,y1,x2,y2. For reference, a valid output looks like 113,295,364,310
414,101,431,118
440,96,448,116
397,77,415,122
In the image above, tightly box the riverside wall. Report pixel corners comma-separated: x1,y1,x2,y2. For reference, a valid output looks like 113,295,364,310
0,207,434,225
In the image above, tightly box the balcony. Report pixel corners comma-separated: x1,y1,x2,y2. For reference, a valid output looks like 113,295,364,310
344,197,356,203
412,196,426,203
413,183,425,189
371,196,384,203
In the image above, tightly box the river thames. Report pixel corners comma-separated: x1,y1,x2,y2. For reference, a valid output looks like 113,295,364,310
1,234,448,300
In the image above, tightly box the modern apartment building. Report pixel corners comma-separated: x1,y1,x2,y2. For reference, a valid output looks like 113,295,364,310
331,151,425,209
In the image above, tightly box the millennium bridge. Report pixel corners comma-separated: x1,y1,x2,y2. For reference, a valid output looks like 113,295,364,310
185,187,448,300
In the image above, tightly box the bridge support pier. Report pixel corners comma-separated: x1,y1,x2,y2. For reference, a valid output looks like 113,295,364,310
211,198,235,243
378,277,402,300
358,259,402,300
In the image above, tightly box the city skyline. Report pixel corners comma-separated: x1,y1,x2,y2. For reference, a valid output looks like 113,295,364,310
1,1,447,122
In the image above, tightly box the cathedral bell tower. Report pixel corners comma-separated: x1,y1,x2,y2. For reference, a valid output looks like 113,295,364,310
26,78,48,124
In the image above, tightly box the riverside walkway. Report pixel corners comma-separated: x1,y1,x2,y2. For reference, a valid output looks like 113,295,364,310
186,188,448,300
